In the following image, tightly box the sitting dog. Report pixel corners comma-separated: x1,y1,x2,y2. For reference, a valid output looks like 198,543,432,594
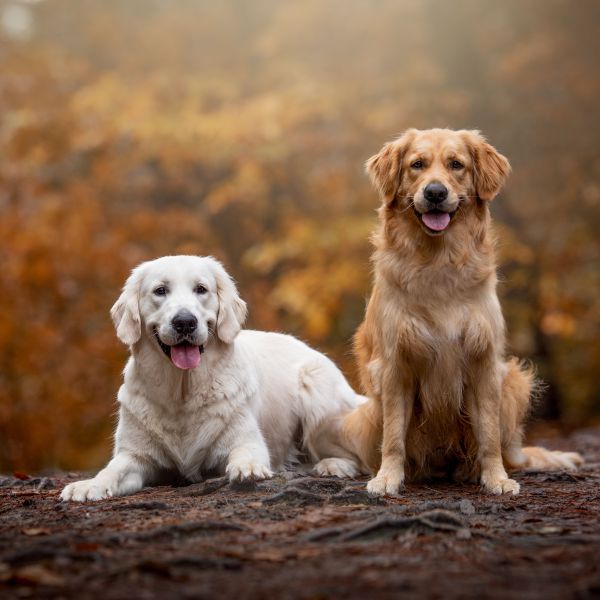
61,255,366,501
341,128,583,496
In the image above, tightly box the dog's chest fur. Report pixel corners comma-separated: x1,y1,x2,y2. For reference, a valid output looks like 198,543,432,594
118,358,257,481
383,281,504,474
408,306,468,409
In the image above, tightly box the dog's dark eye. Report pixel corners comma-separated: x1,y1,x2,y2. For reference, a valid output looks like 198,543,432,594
153,286,168,296
411,160,424,169
194,284,208,295
450,160,464,170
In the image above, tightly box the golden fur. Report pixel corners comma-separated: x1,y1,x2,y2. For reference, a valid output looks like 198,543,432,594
342,128,583,496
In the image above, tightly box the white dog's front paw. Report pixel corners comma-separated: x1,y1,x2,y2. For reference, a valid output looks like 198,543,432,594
314,458,360,478
481,475,520,496
366,471,403,497
60,479,114,502
226,461,273,483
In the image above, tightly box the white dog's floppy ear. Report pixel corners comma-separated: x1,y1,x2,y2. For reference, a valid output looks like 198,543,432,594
365,129,417,205
110,266,143,346
211,258,247,344
462,130,511,201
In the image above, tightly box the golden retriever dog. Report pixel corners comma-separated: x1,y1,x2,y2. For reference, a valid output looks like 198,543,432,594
61,255,367,502
341,128,583,496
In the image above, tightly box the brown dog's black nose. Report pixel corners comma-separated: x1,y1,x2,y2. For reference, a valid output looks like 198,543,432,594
424,182,448,204
172,310,198,335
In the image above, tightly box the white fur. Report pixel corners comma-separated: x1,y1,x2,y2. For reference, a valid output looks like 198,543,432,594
61,255,366,502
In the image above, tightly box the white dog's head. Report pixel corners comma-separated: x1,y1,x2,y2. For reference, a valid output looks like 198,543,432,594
110,255,247,369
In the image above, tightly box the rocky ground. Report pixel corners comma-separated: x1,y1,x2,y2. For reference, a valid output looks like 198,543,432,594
1,427,599,599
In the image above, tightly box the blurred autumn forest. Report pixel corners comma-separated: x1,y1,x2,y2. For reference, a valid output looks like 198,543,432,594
0,0,598,472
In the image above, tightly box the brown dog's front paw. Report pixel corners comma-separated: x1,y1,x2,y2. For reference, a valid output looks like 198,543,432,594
366,471,403,496
482,475,520,496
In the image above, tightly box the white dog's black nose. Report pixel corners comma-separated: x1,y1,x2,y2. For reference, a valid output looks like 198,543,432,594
172,310,198,335
424,182,448,204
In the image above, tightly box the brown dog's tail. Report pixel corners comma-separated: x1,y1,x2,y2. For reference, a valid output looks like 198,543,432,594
502,357,584,472
518,446,584,471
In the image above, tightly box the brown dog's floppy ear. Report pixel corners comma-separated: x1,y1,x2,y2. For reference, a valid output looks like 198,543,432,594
210,258,247,344
110,265,143,346
462,130,511,201
365,129,416,205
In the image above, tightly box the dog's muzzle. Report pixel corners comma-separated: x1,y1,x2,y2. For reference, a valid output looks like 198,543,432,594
414,184,459,234
153,328,205,370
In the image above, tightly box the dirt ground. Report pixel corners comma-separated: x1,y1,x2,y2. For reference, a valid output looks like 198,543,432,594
1,427,599,600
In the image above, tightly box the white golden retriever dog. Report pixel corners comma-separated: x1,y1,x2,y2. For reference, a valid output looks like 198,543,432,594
61,255,366,501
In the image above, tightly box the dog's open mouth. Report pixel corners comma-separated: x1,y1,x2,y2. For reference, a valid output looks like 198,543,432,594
415,208,456,233
154,329,204,370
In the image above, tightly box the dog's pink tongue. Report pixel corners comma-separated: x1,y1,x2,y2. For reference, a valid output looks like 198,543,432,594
422,212,451,231
170,344,201,370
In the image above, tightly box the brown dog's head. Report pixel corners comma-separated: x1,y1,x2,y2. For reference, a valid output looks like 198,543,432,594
366,128,510,237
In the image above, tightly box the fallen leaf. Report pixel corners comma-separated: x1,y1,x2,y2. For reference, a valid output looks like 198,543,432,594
539,526,564,535
295,547,323,559
14,565,65,586
74,542,100,552
22,527,51,536
13,472,30,481
250,550,288,562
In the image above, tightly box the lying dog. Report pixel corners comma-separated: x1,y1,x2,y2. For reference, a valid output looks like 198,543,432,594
61,255,366,501
342,128,583,496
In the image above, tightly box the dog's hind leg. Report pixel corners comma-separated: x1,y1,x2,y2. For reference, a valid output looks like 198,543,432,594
296,358,370,478
340,396,382,474
307,412,370,478
314,455,363,478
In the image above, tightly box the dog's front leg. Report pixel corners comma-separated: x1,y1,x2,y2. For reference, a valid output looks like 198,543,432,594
367,371,414,496
466,362,520,496
60,452,151,502
225,415,273,483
